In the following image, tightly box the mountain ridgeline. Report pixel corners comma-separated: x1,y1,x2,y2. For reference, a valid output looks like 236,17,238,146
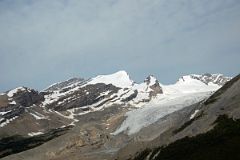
126,74,240,160
0,71,238,160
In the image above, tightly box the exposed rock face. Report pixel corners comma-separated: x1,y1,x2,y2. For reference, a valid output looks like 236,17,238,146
45,78,85,92
144,76,163,97
10,88,44,107
0,87,45,129
190,73,231,85
46,83,120,111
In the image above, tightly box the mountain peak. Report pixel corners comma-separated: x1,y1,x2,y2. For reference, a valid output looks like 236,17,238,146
190,73,231,86
177,73,231,86
7,87,28,97
144,75,158,86
88,70,134,88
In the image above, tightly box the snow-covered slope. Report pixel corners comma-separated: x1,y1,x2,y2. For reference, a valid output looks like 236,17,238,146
112,73,232,135
163,75,220,94
87,70,134,88
40,71,162,113
113,91,212,135
0,71,231,134
190,73,231,86
161,73,232,94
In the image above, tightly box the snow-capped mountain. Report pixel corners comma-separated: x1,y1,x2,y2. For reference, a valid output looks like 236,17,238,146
0,71,234,159
88,70,134,88
116,74,240,160
0,71,164,136
0,71,231,131
112,74,228,135
161,73,230,94
178,73,231,86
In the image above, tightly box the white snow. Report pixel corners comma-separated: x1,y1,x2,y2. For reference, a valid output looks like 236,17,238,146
164,75,220,94
54,110,79,126
38,71,227,131
0,110,11,115
0,116,18,127
113,91,212,135
29,111,48,120
88,71,134,88
99,90,111,97
41,85,81,106
113,74,221,135
130,83,152,104
190,109,200,119
9,101,16,105
7,87,26,97
148,76,157,86
28,131,43,136
44,82,59,90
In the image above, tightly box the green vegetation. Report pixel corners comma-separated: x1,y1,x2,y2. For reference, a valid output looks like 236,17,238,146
133,115,240,160
0,126,72,158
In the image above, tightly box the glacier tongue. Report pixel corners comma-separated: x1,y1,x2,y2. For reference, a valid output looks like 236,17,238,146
112,73,228,135
112,91,213,135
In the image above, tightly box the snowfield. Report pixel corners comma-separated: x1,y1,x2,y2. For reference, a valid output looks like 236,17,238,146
88,70,134,88
112,91,213,135
112,76,222,135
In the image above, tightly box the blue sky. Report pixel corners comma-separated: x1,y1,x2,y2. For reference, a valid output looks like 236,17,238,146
0,0,240,92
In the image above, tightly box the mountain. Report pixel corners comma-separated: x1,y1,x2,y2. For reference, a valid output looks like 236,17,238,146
189,73,231,86
0,71,163,140
0,71,234,160
116,74,240,160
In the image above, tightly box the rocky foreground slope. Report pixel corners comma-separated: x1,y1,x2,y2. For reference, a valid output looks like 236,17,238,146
0,71,233,159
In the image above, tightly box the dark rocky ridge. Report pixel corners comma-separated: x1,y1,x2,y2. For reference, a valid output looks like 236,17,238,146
46,83,120,111
10,88,44,107
45,78,85,92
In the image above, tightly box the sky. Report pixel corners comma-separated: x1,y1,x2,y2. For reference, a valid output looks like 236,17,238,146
0,0,240,92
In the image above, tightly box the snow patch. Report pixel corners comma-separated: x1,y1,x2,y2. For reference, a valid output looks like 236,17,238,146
7,87,26,97
99,90,112,97
41,85,81,107
0,110,11,115
88,71,134,88
29,111,48,120
54,110,79,126
190,109,200,120
0,116,18,127
28,131,43,136
148,76,157,86
9,101,16,105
